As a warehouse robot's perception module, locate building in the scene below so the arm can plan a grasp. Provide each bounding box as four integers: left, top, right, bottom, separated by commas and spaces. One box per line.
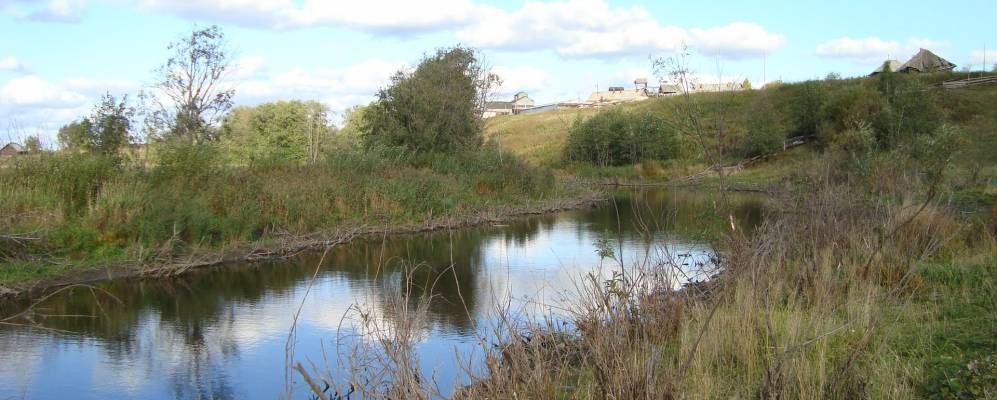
586, 88, 650, 104
0, 143, 25, 158
872, 49, 955, 76
897, 48, 956, 73
870, 60, 902, 76
483, 92, 536, 118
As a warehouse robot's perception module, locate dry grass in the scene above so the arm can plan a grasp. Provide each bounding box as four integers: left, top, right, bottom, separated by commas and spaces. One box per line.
291, 167, 990, 399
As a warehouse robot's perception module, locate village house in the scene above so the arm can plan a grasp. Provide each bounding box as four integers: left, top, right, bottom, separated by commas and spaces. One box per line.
0, 143, 25, 158
483, 92, 535, 118
871, 48, 955, 76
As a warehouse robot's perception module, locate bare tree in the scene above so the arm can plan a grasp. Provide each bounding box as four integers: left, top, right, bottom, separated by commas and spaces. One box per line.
149, 25, 234, 144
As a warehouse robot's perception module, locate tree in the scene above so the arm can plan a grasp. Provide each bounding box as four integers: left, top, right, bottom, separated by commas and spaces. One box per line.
150, 25, 234, 144
742, 78, 752, 90
56, 93, 134, 155
90, 93, 135, 155
58, 119, 93, 151
24, 135, 41, 153
362, 46, 499, 152
220, 100, 331, 163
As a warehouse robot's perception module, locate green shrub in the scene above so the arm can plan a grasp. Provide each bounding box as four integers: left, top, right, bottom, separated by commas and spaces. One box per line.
563, 108, 679, 166
740, 98, 784, 157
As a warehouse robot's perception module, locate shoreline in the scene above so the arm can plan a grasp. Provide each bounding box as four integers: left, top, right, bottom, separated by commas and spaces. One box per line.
1, 192, 608, 300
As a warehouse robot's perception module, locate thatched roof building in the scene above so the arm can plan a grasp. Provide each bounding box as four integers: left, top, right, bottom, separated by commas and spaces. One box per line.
897, 49, 956, 73
871, 60, 902, 76
1, 143, 25, 158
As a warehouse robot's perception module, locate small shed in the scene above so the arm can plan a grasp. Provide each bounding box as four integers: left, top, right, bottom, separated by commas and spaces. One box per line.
0, 143, 25, 158
897, 49, 956, 73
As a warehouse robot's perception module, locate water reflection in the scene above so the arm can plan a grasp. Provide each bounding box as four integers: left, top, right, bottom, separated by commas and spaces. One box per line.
0, 189, 765, 400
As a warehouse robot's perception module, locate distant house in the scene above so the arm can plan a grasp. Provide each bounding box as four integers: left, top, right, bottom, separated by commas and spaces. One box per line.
587, 88, 649, 104
897, 48, 955, 73
0, 143, 25, 158
483, 92, 536, 118
872, 49, 955, 76
870, 60, 902, 76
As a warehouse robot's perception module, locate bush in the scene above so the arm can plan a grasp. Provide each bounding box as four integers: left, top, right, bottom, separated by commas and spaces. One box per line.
563, 108, 679, 166
740, 98, 784, 157
362, 46, 494, 153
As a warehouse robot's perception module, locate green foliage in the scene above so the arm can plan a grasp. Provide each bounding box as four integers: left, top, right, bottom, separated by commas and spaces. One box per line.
57, 119, 93, 151
55, 93, 134, 155
740, 98, 784, 157
150, 25, 234, 144
362, 46, 494, 152
818, 85, 886, 148
563, 108, 679, 166
1, 152, 121, 217
788, 80, 828, 136
220, 100, 332, 164
24, 136, 41, 153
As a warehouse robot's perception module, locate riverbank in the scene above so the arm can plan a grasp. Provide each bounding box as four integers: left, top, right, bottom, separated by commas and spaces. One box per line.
0, 145, 609, 297
1, 189, 606, 298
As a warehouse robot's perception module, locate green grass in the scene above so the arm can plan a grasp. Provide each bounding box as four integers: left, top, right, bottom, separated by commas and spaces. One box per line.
0, 144, 591, 288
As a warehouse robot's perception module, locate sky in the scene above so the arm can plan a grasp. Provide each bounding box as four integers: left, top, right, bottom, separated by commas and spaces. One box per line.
1, 0, 995, 146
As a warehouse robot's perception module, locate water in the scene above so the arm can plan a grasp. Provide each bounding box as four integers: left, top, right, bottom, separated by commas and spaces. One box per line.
0, 189, 764, 399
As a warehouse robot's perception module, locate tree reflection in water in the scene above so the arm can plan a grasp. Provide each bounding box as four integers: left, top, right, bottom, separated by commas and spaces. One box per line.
0, 189, 766, 400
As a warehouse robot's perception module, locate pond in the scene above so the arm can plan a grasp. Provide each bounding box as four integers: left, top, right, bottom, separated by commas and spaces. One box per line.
0, 189, 765, 399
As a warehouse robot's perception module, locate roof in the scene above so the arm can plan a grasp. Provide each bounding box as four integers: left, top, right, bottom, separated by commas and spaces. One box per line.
485, 101, 513, 110
513, 91, 529, 100
659, 84, 683, 93
2, 143, 25, 152
871, 60, 902, 75
634, 78, 648, 85
898, 49, 956, 73
586, 89, 649, 103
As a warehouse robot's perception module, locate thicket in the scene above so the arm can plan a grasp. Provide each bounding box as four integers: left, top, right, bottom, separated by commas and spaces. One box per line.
563, 108, 680, 166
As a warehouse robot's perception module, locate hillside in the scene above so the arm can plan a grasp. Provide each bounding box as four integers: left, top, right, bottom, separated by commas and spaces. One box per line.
485, 73, 997, 184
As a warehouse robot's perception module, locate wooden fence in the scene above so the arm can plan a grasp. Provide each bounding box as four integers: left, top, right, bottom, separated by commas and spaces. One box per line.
940, 76, 997, 89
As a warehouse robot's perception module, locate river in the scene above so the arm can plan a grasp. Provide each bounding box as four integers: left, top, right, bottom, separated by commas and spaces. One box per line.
0, 189, 764, 399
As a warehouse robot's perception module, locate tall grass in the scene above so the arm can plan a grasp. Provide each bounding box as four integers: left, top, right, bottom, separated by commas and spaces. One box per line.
294, 156, 993, 399
0, 143, 573, 284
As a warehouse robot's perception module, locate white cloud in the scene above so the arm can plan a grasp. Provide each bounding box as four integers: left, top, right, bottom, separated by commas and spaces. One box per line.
815, 36, 947, 64
0, 0, 88, 22
491, 65, 550, 97
135, 0, 478, 32
229, 55, 268, 80
0, 75, 86, 107
131, 0, 781, 59
0, 56, 28, 72
228, 58, 404, 113
690, 22, 785, 58
457, 1, 782, 59
969, 49, 997, 66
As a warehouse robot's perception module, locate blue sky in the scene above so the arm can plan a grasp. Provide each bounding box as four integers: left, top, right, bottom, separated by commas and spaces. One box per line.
1, 0, 995, 145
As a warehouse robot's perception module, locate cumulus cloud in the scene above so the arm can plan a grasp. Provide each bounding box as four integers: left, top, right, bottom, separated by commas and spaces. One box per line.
130, 0, 781, 58
0, 0, 88, 22
491, 65, 550, 97
815, 36, 946, 64
135, 0, 478, 33
969, 49, 997, 67
458, 1, 782, 59
0, 75, 87, 107
227, 58, 405, 114
0, 56, 28, 72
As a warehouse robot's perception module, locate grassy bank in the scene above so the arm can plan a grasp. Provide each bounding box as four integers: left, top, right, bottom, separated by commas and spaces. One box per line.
0, 144, 597, 291
288, 74, 997, 399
